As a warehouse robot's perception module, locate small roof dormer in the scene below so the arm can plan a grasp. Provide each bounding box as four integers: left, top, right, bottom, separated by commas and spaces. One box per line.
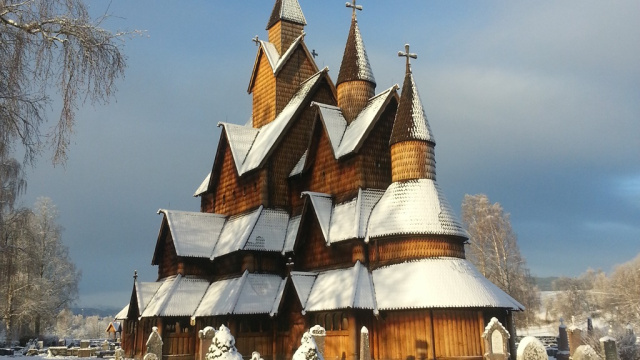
336, 1, 376, 123
267, 0, 307, 55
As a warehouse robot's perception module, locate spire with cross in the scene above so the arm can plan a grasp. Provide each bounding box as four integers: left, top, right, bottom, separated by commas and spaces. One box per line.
346, 0, 363, 19
252, 35, 260, 46
398, 43, 418, 73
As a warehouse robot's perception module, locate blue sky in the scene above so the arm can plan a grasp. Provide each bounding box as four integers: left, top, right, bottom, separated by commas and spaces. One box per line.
19, 1, 639, 309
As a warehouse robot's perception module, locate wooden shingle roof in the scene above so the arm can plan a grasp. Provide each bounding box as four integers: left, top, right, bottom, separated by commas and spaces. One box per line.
337, 17, 375, 86
267, 0, 306, 30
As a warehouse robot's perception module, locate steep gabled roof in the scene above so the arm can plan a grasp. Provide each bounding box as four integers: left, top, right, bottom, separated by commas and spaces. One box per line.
365, 179, 468, 241
372, 258, 524, 311
194, 172, 211, 197
156, 210, 226, 259
220, 68, 331, 177
390, 70, 434, 146
248, 35, 319, 93
302, 189, 384, 245
337, 17, 375, 86
194, 271, 287, 317
267, 0, 306, 30
309, 85, 398, 162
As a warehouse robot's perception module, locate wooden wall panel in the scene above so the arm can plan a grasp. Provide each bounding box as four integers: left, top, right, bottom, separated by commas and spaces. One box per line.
253, 52, 277, 128
369, 237, 465, 269
431, 310, 483, 359
275, 47, 317, 116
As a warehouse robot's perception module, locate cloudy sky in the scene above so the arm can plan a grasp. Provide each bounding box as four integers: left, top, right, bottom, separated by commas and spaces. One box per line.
20, 1, 639, 309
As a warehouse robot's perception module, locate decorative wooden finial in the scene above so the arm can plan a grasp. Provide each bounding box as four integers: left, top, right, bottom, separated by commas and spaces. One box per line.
311, 49, 318, 58
398, 43, 417, 73
252, 35, 260, 46
346, 0, 363, 18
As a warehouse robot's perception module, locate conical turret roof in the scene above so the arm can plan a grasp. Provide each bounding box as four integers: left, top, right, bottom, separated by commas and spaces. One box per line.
336, 16, 375, 86
390, 62, 434, 146
267, 0, 307, 30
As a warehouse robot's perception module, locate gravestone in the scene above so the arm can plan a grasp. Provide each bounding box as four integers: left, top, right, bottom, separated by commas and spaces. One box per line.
80, 340, 90, 349
206, 324, 243, 360
146, 326, 163, 360
251, 351, 264, 360
600, 328, 619, 360
48, 347, 68, 357
292, 331, 324, 360
516, 336, 548, 360
198, 326, 216, 360
557, 319, 570, 360
103, 340, 110, 351
78, 348, 93, 358
144, 353, 158, 360
482, 317, 510, 360
115, 347, 125, 360
360, 326, 371, 360
310, 325, 326, 357
573, 345, 601, 360
568, 318, 583, 357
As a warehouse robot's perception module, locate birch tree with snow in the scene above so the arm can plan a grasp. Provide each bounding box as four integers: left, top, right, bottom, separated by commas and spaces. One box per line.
462, 194, 540, 326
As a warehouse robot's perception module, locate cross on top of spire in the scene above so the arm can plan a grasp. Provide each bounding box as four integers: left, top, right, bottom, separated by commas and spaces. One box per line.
398, 43, 418, 73
252, 35, 260, 46
346, 0, 363, 18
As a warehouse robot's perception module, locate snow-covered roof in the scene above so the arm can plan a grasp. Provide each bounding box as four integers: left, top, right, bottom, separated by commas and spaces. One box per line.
311, 86, 398, 161
221, 68, 329, 177
135, 281, 162, 317
258, 35, 308, 76
290, 258, 523, 314
157, 277, 210, 317
337, 17, 375, 86
365, 179, 468, 241
114, 304, 129, 320
303, 189, 384, 244
291, 261, 375, 313
283, 215, 301, 254
289, 150, 307, 177
194, 271, 286, 317
390, 70, 434, 146
372, 258, 524, 311
267, 0, 307, 29
158, 210, 226, 258
194, 172, 211, 197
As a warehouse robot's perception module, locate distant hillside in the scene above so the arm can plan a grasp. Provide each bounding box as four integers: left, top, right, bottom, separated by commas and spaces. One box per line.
70, 307, 120, 318
534, 276, 559, 291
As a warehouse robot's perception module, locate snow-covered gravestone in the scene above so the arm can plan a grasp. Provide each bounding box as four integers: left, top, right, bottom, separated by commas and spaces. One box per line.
568, 317, 583, 357
600, 328, 619, 360
115, 347, 125, 360
360, 327, 371, 360
198, 326, 216, 360
252, 351, 264, 360
556, 318, 570, 360
310, 325, 326, 357
516, 336, 548, 360
292, 331, 324, 360
146, 326, 163, 360
206, 324, 243, 360
573, 345, 602, 360
482, 317, 510, 360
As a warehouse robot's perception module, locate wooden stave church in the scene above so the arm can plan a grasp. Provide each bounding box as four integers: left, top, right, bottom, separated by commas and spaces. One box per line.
117, 1, 524, 360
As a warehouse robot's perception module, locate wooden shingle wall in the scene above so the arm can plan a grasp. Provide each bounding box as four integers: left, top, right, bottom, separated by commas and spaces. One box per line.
268, 21, 304, 55
391, 141, 436, 182
275, 47, 317, 117
337, 80, 375, 123
369, 236, 465, 269
252, 52, 277, 128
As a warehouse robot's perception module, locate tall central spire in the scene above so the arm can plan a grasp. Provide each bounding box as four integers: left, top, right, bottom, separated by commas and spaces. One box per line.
266, 0, 307, 55
336, 1, 376, 123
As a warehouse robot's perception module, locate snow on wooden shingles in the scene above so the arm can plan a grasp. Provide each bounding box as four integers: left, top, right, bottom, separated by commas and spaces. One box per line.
244, 209, 289, 252
218, 122, 259, 170
194, 275, 244, 317
329, 198, 358, 242
114, 304, 129, 320
193, 172, 211, 197
161, 277, 210, 317
357, 189, 384, 238
372, 258, 524, 311
289, 150, 307, 177
352, 19, 375, 84
141, 275, 179, 317
365, 179, 468, 241
290, 271, 317, 310
303, 261, 375, 312
159, 210, 226, 258
136, 281, 162, 316
302, 192, 333, 242
278, 0, 307, 25
211, 206, 262, 259
314, 103, 347, 155
283, 215, 301, 254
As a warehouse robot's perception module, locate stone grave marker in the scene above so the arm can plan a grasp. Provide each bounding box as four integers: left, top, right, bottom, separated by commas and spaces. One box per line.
80, 340, 90, 349
557, 318, 570, 360
600, 328, 619, 360
482, 317, 510, 360
568, 317, 583, 357
573, 345, 601, 360
198, 326, 216, 360
516, 336, 548, 360
146, 326, 163, 360
310, 325, 326, 357
360, 326, 371, 360
115, 347, 125, 360
144, 353, 158, 360
102, 339, 110, 351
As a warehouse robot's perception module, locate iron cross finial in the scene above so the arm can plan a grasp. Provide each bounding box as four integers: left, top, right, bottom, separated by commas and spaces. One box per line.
133, 270, 138, 280
398, 43, 418, 73
346, 1, 363, 18
252, 35, 260, 46
311, 49, 318, 58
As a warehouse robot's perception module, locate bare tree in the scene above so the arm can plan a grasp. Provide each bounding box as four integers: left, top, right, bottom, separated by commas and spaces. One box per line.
462, 193, 541, 326
594, 253, 640, 325
1, 0, 134, 164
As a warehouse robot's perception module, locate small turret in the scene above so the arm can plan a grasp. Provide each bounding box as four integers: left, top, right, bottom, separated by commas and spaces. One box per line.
336, 1, 376, 123
390, 44, 436, 182
267, 0, 306, 55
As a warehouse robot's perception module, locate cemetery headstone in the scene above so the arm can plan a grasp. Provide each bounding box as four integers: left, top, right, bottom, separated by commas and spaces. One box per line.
573, 345, 601, 360
568, 318, 583, 357
146, 326, 163, 360
48, 346, 68, 357
198, 326, 216, 360
80, 340, 90, 349
516, 336, 548, 360
206, 324, 243, 360
360, 326, 371, 360
600, 327, 619, 360
251, 351, 264, 360
557, 319, 570, 360
144, 353, 159, 360
78, 348, 93, 358
482, 317, 510, 360
292, 331, 324, 360
37, 340, 43, 349
115, 347, 125, 360
310, 325, 326, 357
103, 339, 110, 351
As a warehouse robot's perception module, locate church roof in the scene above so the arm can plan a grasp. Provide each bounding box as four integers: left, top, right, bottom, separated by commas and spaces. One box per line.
141, 275, 210, 318
220, 68, 330, 177
337, 17, 375, 86
365, 179, 468, 241
267, 0, 306, 30
389, 68, 434, 146
156, 210, 226, 259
